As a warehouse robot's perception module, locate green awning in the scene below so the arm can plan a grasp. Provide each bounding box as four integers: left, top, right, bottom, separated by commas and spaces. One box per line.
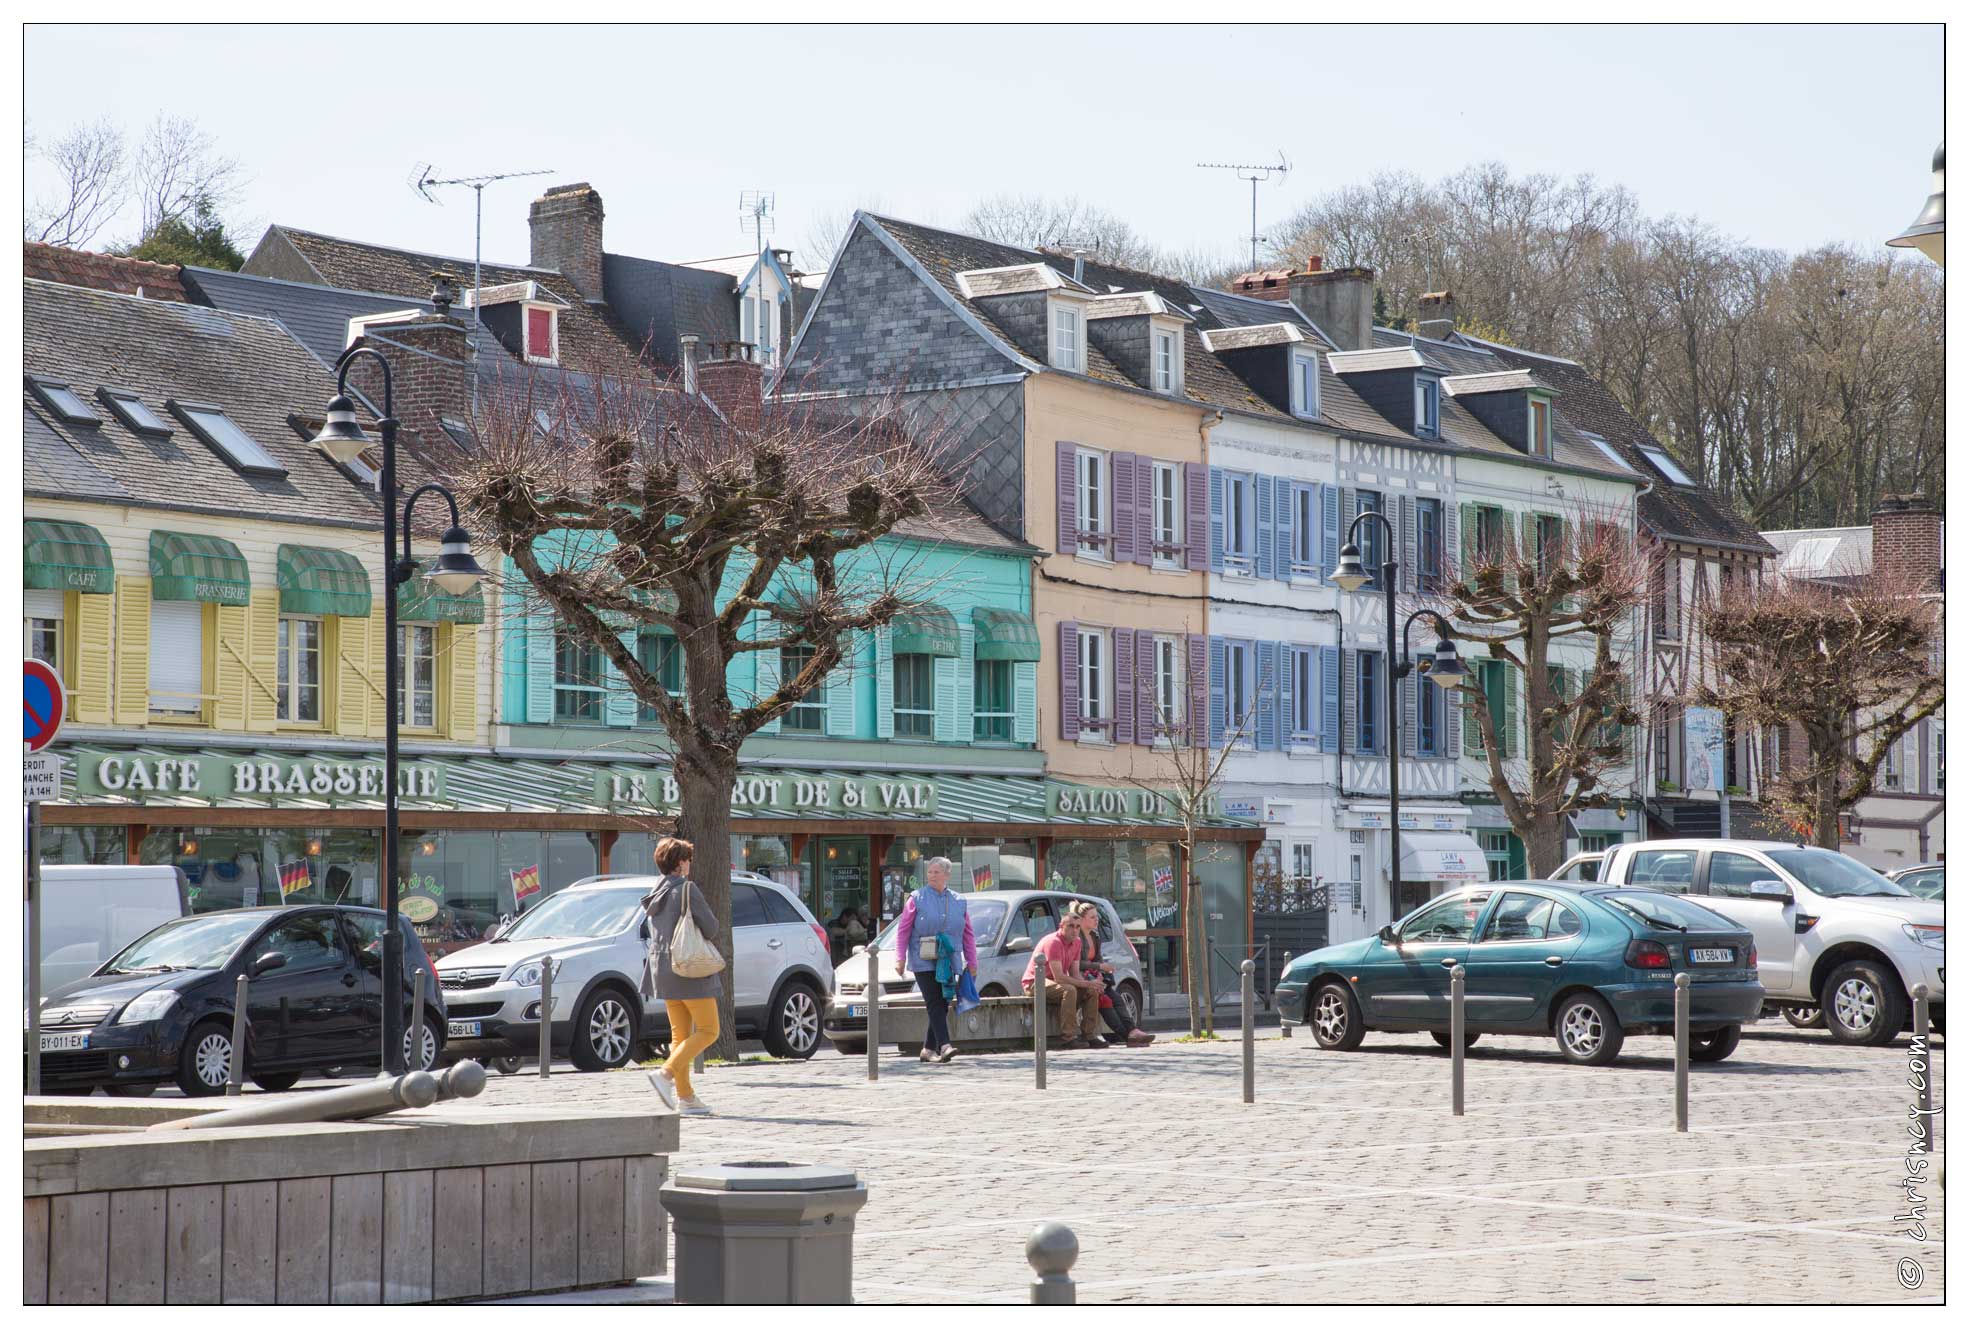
398, 581, 486, 624
24, 520, 114, 595
149, 530, 250, 606
892, 603, 959, 657
971, 607, 1041, 662
277, 545, 372, 617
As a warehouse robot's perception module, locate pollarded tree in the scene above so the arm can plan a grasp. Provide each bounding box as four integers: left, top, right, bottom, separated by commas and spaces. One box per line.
455, 364, 955, 1058
1435, 505, 1647, 875
1690, 562, 1942, 849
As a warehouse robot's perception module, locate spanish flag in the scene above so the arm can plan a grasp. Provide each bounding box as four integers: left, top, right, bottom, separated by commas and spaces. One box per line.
278, 861, 311, 899
511, 864, 542, 903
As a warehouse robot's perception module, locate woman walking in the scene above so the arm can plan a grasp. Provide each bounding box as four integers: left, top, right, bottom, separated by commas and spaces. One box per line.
892, 856, 976, 1064
641, 837, 722, 1116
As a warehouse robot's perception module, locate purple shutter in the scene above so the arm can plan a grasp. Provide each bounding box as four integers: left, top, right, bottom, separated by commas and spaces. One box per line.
1058, 620, 1081, 741
1186, 632, 1209, 746
1135, 455, 1155, 565
1183, 462, 1209, 571
1136, 630, 1157, 742
1112, 452, 1137, 563
1056, 441, 1077, 554
1113, 627, 1136, 745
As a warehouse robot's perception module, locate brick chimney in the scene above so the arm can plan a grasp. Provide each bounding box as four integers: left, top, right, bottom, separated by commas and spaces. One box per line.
1229, 265, 1296, 302
1286, 258, 1375, 352
348, 274, 474, 448
1871, 494, 1941, 592
696, 342, 762, 430
528, 182, 606, 303
1415, 289, 1458, 342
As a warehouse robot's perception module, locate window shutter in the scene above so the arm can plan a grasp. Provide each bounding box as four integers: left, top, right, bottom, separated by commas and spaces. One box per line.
1183, 463, 1209, 571
932, 655, 960, 742
366, 604, 391, 738
1056, 621, 1079, 741
1135, 631, 1156, 743
1402, 661, 1418, 757
1445, 672, 1461, 758
1460, 503, 1478, 579
525, 611, 555, 725
1208, 636, 1227, 747
875, 624, 896, 739
1012, 661, 1038, 744
755, 622, 783, 736
1254, 640, 1278, 751
1134, 457, 1155, 566
1463, 668, 1484, 757
953, 623, 975, 742
1400, 496, 1418, 594
211, 602, 247, 732
1254, 473, 1274, 580
1208, 467, 1226, 573
1504, 665, 1522, 759
113, 577, 151, 725
1319, 644, 1340, 754
1186, 633, 1208, 747
527, 307, 553, 361
1111, 453, 1137, 563
1112, 626, 1136, 745
1319, 483, 1341, 583
72, 588, 114, 725
332, 613, 369, 737
1279, 644, 1297, 745
150, 599, 205, 718
824, 634, 857, 736
1340, 647, 1357, 754
1055, 441, 1078, 554
446, 623, 480, 742
1273, 477, 1294, 580
604, 625, 639, 728
246, 589, 279, 732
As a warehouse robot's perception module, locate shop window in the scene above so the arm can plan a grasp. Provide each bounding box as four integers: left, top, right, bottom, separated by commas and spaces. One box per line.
141, 826, 380, 914
24, 588, 63, 674
553, 625, 605, 722
782, 644, 824, 733
1480, 831, 1515, 882
974, 658, 1014, 742
638, 630, 683, 721
892, 652, 934, 738
397, 623, 437, 729
149, 599, 206, 717
37, 825, 127, 865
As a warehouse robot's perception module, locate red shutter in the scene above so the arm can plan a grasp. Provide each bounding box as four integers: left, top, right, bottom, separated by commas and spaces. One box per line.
527, 308, 554, 361
1058, 620, 1081, 741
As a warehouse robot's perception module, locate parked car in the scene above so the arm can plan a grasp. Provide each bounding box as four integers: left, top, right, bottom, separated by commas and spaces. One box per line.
34, 864, 190, 995
1593, 840, 1944, 1045
32, 905, 443, 1097
822, 890, 1144, 1055
434, 871, 832, 1068
1888, 863, 1945, 901
1276, 882, 1762, 1066
1550, 852, 1606, 884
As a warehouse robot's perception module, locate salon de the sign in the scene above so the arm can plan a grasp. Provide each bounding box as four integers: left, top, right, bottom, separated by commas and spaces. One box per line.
1043, 785, 1226, 821
78, 753, 444, 802
595, 769, 939, 817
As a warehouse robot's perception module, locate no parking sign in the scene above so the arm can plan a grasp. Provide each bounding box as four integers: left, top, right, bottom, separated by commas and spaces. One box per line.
25, 659, 66, 753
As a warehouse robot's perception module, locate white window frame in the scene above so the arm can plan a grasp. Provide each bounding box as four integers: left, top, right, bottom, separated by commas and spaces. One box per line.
1226, 639, 1251, 741
148, 599, 206, 718
276, 614, 325, 726
1882, 732, 1905, 791
890, 651, 935, 740
24, 589, 63, 675
1290, 646, 1315, 738
522, 302, 560, 366
1075, 446, 1110, 556
1291, 485, 1317, 572
1049, 300, 1084, 372
1152, 327, 1181, 394
397, 622, 438, 730
1225, 471, 1252, 566
1151, 461, 1182, 569
552, 625, 607, 723
1414, 377, 1440, 437
1291, 353, 1320, 419
1077, 626, 1111, 738
1152, 633, 1184, 737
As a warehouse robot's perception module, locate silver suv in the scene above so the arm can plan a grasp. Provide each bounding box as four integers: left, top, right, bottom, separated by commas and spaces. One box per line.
434, 871, 833, 1067
822, 890, 1145, 1054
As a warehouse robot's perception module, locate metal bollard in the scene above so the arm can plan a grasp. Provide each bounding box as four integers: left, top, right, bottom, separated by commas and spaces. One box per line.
1241, 959, 1255, 1104
1449, 963, 1465, 1117
538, 958, 554, 1079
407, 968, 427, 1072
228, 974, 251, 1096
1026, 1221, 1078, 1305
1912, 984, 1934, 1153
1033, 965, 1047, 1091
1673, 972, 1690, 1132
866, 945, 881, 1083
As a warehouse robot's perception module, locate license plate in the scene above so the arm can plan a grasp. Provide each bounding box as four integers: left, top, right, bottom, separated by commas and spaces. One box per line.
846, 1005, 865, 1018
1690, 948, 1734, 965
39, 1032, 88, 1052
446, 1020, 481, 1038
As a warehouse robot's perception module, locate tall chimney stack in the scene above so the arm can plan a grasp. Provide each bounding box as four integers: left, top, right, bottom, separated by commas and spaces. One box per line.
696, 342, 763, 431
528, 182, 606, 303
1415, 289, 1458, 342
1286, 259, 1375, 352
1870, 494, 1942, 593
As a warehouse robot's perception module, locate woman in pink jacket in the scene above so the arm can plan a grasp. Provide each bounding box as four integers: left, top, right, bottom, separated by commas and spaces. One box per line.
892, 857, 977, 1063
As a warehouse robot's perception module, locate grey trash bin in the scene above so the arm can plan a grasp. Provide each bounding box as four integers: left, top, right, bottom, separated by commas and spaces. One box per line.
660, 1161, 869, 1304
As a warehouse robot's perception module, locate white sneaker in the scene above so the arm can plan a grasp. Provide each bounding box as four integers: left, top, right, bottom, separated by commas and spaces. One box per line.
647, 1069, 677, 1108
678, 1095, 713, 1117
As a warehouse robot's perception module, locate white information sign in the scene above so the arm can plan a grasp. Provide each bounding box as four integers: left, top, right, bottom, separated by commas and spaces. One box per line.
24, 751, 60, 803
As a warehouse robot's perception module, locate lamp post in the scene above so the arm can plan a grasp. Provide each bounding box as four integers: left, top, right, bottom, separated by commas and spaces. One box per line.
311, 348, 485, 1073
1887, 142, 1944, 267
1331, 519, 1466, 917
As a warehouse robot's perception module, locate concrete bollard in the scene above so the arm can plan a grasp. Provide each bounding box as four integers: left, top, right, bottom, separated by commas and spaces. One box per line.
1912, 984, 1934, 1153
408, 968, 427, 1071
1033, 965, 1047, 1091
1673, 972, 1690, 1133
539, 957, 555, 1079
1449, 963, 1465, 1117
1241, 959, 1255, 1104
228, 974, 250, 1096
1026, 1221, 1078, 1305
661, 1162, 869, 1305
865, 945, 881, 1082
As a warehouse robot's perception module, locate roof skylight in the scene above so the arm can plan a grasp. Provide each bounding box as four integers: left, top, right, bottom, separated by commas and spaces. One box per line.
29, 378, 100, 425
172, 402, 287, 477
1638, 446, 1695, 486
1580, 432, 1634, 473
100, 388, 171, 435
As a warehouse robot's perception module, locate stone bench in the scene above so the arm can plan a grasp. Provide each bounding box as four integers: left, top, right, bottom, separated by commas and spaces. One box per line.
866, 995, 1086, 1055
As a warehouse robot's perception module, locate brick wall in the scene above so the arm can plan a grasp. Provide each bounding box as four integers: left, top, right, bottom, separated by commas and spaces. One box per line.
351, 315, 472, 447
698, 354, 763, 431
1870, 494, 1941, 592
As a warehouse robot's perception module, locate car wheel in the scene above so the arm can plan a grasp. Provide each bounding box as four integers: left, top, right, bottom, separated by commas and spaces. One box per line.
403, 1011, 444, 1073
251, 1072, 303, 1093
490, 1056, 524, 1076
1782, 1007, 1825, 1030
1114, 981, 1143, 1030
1689, 1024, 1741, 1063
761, 981, 823, 1060
569, 987, 637, 1071
1430, 1029, 1481, 1051
1822, 960, 1906, 1047
177, 1020, 236, 1097
103, 1084, 155, 1098
1309, 980, 1366, 1052
1553, 992, 1625, 1066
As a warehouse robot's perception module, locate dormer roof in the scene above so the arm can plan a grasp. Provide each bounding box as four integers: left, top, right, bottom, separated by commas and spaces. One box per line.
1327, 345, 1428, 374
953, 263, 1096, 299
1441, 368, 1541, 397
1086, 291, 1193, 321
1199, 322, 1316, 353
462, 279, 570, 310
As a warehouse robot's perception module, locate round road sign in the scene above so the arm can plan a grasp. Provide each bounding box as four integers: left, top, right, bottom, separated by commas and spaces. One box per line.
25, 660, 66, 754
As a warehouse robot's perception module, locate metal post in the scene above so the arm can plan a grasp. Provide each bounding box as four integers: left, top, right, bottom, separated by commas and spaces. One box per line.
380, 409, 405, 1077
1033, 963, 1047, 1091
1912, 984, 1934, 1153
26, 802, 42, 1097
407, 968, 427, 1072
1673, 972, 1690, 1132
1449, 963, 1465, 1117
228, 974, 250, 1096
1026, 1222, 1078, 1305
538, 957, 554, 1079
1145, 939, 1157, 1016
865, 945, 880, 1083
1240, 959, 1255, 1104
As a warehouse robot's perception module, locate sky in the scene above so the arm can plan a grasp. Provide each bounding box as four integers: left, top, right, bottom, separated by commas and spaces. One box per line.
23, 23, 1944, 275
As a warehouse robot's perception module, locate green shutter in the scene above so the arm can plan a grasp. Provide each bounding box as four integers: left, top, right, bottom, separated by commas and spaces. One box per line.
1459, 503, 1478, 578
755, 616, 781, 736
277, 545, 373, 617
525, 612, 555, 724
1506, 834, 1528, 878
149, 530, 249, 606
1503, 664, 1522, 759
823, 634, 857, 736
892, 603, 960, 657
23, 520, 114, 595
971, 607, 1043, 662
1012, 661, 1037, 744
954, 622, 976, 743
874, 626, 895, 740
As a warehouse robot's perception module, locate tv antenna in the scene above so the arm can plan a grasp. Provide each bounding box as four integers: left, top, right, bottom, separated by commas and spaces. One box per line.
411, 164, 555, 326
1196, 152, 1291, 269
739, 190, 776, 363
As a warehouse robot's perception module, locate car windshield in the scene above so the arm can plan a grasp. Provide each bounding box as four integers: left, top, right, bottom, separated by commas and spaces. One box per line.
104, 913, 265, 973
1601, 892, 1739, 933
1904, 873, 1944, 900
871, 898, 1009, 950
1767, 849, 1911, 899
501, 887, 647, 941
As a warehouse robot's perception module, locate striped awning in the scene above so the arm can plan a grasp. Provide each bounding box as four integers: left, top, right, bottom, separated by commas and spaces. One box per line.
398, 581, 486, 624
277, 545, 372, 617
891, 604, 960, 657
23, 520, 114, 595
971, 607, 1041, 662
149, 531, 250, 606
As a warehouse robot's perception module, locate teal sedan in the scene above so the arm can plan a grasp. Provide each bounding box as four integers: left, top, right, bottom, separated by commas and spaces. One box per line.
1275, 882, 1764, 1065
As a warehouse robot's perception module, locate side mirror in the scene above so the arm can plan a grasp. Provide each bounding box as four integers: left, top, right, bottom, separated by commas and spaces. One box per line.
250, 952, 288, 977
1748, 879, 1792, 901
1004, 935, 1036, 954
1377, 925, 1397, 945
639, 917, 652, 941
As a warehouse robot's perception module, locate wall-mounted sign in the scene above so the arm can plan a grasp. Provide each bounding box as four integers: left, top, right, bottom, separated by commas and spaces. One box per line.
1347, 810, 1465, 831
597, 769, 937, 818
1684, 707, 1726, 792
77, 754, 445, 803
1043, 785, 1224, 822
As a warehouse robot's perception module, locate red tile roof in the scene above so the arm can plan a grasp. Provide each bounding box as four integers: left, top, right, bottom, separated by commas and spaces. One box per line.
22, 242, 188, 301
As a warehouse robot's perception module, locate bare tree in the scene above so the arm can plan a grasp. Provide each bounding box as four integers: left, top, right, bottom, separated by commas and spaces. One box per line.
25, 118, 126, 248
133, 114, 241, 237
963, 193, 1163, 269
1690, 561, 1942, 848
453, 367, 959, 1058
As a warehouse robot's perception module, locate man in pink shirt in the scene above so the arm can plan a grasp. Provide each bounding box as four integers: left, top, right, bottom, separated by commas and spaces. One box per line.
1022, 909, 1105, 1048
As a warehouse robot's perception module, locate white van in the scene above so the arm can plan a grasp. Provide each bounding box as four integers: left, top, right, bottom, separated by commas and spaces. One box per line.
35, 865, 192, 994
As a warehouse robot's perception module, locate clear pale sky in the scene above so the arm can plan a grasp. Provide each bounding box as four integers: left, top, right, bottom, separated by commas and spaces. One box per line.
24, 23, 1944, 273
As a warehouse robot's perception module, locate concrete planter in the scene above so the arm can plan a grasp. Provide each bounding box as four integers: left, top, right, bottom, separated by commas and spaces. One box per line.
660, 1163, 868, 1305
867, 995, 1069, 1054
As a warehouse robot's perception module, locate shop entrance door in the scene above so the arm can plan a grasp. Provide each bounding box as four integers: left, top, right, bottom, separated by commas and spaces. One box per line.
811, 837, 872, 934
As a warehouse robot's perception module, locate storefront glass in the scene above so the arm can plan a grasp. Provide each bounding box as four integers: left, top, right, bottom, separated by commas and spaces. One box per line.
139, 826, 381, 914
1194, 841, 1251, 1002
398, 829, 599, 953
1046, 838, 1184, 997
884, 836, 1036, 897
37, 825, 127, 865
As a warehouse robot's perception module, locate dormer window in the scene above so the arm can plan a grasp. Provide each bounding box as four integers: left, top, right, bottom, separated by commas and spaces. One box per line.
1153, 328, 1180, 394
1528, 396, 1552, 457
524, 305, 558, 364
1291, 353, 1320, 419
1050, 301, 1083, 372
1414, 377, 1441, 439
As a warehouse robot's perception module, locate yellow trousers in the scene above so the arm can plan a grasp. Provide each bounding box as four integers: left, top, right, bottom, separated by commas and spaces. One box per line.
663, 997, 720, 1098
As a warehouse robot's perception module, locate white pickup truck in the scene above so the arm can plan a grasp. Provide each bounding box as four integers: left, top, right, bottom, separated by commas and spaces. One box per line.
1558, 840, 1944, 1045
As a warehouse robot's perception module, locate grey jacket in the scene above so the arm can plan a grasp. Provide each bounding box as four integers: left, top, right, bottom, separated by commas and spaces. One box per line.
640, 875, 725, 1002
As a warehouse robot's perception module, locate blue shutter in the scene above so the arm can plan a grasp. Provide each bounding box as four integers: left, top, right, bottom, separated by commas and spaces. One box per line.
525, 612, 555, 724
874, 625, 894, 739
932, 655, 959, 742
1208, 468, 1226, 573
1320, 483, 1341, 584
953, 622, 975, 744
1255, 641, 1278, 750
604, 625, 638, 727
1012, 661, 1038, 744
1320, 644, 1340, 754
1208, 636, 1228, 747
1280, 645, 1298, 744
753, 615, 781, 736
824, 634, 857, 736
1254, 474, 1275, 580
1274, 478, 1294, 580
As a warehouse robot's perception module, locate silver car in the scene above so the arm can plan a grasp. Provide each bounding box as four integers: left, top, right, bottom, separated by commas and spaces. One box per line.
822, 890, 1145, 1054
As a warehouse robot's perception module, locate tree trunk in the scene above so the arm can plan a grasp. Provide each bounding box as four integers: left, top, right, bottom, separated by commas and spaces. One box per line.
1524, 812, 1569, 879
1180, 844, 1204, 1038
1813, 754, 1842, 851
674, 743, 740, 1062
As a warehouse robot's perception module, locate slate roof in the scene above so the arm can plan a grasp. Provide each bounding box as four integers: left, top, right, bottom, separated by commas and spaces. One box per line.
1329, 346, 1427, 373
601, 251, 741, 365
23, 243, 187, 301
1197, 322, 1307, 351
1441, 369, 1539, 396
183, 265, 504, 370
24, 402, 131, 501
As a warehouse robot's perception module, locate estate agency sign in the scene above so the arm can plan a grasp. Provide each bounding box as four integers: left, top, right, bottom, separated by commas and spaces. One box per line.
597, 769, 938, 818
78, 753, 445, 802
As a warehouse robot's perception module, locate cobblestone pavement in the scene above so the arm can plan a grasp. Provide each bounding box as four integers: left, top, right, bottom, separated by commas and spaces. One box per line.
476, 1023, 1945, 1304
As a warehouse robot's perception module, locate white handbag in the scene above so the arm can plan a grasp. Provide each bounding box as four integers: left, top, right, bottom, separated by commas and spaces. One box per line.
668, 882, 726, 979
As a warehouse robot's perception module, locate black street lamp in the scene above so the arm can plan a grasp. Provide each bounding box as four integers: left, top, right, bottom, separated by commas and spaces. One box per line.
1887, 142, 1944, 267
1331, 513, 1465, 917
311, 347, 485, 1073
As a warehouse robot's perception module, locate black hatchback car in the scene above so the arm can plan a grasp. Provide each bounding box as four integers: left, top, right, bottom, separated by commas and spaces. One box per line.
32, 905, 446, 1096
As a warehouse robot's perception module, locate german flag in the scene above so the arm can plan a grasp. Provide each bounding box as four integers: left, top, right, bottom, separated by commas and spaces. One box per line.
278, 861, 311, 899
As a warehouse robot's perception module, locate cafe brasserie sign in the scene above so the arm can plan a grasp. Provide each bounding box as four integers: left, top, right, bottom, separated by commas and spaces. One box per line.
80, 754, 444, 801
